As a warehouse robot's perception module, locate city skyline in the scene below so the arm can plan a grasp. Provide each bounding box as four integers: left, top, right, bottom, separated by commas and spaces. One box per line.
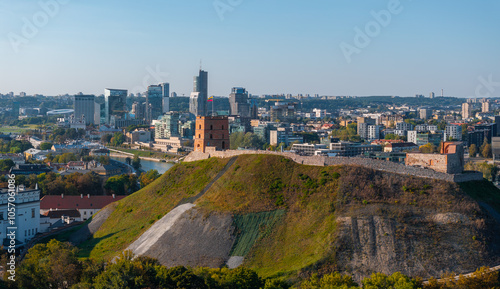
1, 1, 499, 97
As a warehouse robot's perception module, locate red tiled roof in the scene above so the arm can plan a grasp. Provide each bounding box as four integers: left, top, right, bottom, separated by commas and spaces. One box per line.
40, 195, 126, 210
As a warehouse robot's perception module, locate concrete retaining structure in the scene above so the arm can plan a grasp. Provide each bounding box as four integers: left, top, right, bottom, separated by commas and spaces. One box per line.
184, 150, 483, 183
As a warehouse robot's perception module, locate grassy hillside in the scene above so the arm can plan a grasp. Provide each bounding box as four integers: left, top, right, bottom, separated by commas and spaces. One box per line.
78, 157, 230, 259
78, 154, 500, 279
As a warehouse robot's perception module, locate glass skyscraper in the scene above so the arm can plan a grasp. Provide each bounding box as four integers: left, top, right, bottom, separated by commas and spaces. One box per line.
104, 88, 127, 125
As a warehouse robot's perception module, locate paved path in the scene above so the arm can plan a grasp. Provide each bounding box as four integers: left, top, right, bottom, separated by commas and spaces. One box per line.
423, 265, 500, 284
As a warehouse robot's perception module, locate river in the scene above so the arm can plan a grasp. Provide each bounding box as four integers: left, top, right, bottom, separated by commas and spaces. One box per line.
110, 156, 175, 174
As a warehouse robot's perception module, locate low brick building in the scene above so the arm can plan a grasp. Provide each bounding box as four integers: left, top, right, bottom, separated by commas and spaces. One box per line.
194, 116, 229, 153
405, 142, 464, 174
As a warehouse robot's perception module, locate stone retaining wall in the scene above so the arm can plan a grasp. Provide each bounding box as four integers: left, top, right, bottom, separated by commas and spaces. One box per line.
183, 150, 483, 183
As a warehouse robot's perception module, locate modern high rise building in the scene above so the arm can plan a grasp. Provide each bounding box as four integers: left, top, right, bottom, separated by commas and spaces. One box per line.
104, 89, 127, 125
462, 102, 471, 119
190, 70, 208, 116
145, 83, 169, 121
74, 94, 95, 125
419, 108, 432, 120
132, 101, 146, 120
161, 83, 170, 114
444, 125, 462, 141
229, 87, 251, 117
482, 100, 490, 113
155, 112, 180, 139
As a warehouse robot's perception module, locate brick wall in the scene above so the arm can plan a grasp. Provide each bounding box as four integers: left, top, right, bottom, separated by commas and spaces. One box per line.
194, 116, 229, 153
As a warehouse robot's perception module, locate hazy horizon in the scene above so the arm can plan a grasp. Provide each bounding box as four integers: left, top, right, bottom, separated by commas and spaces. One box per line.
1, 0, 499, 98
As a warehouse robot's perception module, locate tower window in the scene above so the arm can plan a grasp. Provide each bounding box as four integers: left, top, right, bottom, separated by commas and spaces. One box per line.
210, 125, 213, 130
199, 125, 201, 129
210, 134, 213, 139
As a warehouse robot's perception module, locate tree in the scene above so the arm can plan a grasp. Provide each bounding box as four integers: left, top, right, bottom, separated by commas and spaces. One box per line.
101, 134, 112, 144
110, 132, 125, 147
131, 155, 141, 170
17, 240, 81, 289
139, 169, 161, 188
40, 142, 53, 150
469, 144, 478, 157
482, 143, 492, 158
419, 143, 437, 154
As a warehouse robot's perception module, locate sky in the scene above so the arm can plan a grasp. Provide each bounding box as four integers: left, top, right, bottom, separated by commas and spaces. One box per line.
0, 0, 499, 98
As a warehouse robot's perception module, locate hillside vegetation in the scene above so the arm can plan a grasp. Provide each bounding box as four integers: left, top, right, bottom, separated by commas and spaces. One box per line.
75, 154, 500, 281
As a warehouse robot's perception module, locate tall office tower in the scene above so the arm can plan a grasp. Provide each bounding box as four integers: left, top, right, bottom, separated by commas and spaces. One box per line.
229, 87, 251, 117
104, 89, 127, 125
74, 94, 95, 125
161, 83, 170, 114
429, 92, 435, 99
132, 101, 146, 120
190, 69, 208, 116
94, 102, 101, 125
146, 85, 163, 121
462, 102, 471, 119
482, 100, 490, 113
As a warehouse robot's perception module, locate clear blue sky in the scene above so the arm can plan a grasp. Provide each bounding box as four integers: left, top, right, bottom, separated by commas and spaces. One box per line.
1, 0, 499, 97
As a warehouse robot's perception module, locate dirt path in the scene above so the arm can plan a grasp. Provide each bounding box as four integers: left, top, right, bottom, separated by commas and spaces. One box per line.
176, 156, 237, 207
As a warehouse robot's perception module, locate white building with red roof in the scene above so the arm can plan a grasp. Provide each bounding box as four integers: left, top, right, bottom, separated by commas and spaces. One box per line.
40, 194, 126, 221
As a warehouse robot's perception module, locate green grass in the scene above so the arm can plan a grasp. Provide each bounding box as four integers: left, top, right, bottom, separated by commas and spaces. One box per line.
38, 222, 87, 244
459, 180, 500, 213
0, 126, 29, 133
77, 157, 230, 260
76, 154, 500, 279
230, 210, 286, 256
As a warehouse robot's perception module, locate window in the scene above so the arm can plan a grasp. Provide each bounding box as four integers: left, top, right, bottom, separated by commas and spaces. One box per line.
199, 125, 201, 129
222, 125, 224, 130
210, 125, 213, 130
32, 228, 34, 235
198, 134, 201, 138
210, 134, 213, 139
84, 211, 87, 215
32, 208, 35, 218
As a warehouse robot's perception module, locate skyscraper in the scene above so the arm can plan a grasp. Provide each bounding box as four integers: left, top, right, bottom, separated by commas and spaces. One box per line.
161, 83, 170, 114
462, 102, 471, 119
190, 69, 208, 116
74, 94, 95, 125
482, 100, 490, 113
146, 85, 162, 121
229, 87, 251, 117
104, 89, 127, 125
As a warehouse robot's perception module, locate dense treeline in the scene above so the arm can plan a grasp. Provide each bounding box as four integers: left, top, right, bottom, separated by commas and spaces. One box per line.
0, 140, 32, 154
1, 240, 498, 289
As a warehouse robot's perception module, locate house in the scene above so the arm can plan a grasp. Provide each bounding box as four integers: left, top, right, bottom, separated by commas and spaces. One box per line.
0, 185, 41, 246
91, 164, 122, 177
23, 148, 52, 161
0, 153, 25, 165
40, 194, 126, 221
67, 161, 87, 170
42, 209, 81, 224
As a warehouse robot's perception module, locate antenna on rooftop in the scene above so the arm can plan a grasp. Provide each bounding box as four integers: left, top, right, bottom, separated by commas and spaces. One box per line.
200, 59, 202, 70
